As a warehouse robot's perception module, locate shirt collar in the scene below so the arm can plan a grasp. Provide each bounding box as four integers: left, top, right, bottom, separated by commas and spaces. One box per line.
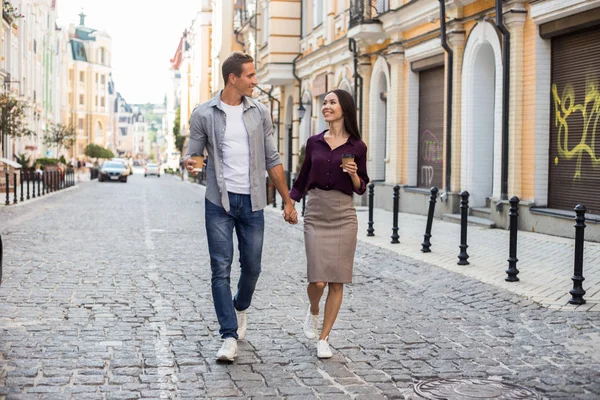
317, 129, 356, 145
210, 90, 256, 111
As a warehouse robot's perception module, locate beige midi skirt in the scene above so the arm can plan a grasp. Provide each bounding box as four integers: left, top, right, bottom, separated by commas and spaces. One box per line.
304, 188, 358, 283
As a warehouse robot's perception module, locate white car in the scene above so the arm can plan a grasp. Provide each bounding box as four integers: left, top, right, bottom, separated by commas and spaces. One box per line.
145, 163, 160, 177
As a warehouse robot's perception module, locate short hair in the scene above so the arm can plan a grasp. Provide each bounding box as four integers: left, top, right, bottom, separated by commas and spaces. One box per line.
222, 52, 254, 86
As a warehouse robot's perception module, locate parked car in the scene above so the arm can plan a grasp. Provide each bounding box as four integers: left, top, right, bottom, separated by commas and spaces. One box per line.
99, 161, 128, 182
111, 158, 132, 176
145, 163, 160, 177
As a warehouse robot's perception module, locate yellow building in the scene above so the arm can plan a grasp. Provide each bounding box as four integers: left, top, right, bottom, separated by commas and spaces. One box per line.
60, 12, 112, 160
295, 0, 600, 241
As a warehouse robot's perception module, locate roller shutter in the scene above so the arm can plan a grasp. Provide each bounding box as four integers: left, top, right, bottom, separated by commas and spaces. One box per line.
548, 28, 600, 214
417, 66, 445, 189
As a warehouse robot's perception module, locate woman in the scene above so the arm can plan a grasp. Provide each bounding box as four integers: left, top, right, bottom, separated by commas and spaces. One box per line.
289, 89, 369, 358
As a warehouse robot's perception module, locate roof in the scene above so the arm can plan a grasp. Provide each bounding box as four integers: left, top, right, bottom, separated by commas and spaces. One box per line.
75, 27, 97, 41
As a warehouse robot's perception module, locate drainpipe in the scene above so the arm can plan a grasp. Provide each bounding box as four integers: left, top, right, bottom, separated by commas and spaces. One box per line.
255, 85, 280, 151
348, 38, 364, 134
495, 0, 510, 201
439, 0, 452, 193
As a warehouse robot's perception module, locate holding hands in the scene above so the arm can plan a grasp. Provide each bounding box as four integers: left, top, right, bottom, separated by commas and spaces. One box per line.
283, 201, 298, 224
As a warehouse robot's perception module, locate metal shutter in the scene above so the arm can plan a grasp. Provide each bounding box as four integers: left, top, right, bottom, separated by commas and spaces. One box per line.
417, 66, 445, 189
549, 28, 600, 214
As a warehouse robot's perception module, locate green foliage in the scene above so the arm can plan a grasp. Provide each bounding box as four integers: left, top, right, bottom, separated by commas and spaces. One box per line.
173, 106, 181, 137
35, 157, 59, 169
15, 153, 30, 168
43, 123, 75, 151
84, 144, 114, 159
0, 92, 35, 141
296, 145, 306, 173
59, 155, 67, 164
173, 106, 184, 153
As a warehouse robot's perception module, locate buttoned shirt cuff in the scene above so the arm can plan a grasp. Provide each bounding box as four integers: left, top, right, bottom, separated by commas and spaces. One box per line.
289, 188, 303, 202
353, 178, 366, 195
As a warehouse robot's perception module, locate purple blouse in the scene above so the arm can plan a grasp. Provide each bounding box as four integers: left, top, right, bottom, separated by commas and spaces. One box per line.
290, 131, 370, 201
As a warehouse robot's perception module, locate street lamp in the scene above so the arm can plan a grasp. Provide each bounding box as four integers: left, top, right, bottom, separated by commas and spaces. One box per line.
297, 103, 306, 121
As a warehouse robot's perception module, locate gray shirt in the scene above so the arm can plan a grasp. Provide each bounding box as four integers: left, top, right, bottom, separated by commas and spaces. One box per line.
185, 92, 282, 212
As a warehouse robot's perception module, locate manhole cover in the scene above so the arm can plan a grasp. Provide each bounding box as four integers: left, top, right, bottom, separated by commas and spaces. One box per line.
414, 379, 541, 399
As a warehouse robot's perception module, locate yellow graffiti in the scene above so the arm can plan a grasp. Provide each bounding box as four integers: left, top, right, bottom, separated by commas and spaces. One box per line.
552, 77, 600, 179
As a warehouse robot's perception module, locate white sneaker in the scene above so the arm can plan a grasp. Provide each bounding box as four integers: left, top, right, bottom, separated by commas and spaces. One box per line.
303, 306, 319, 339
216, 338, 238, 361
236, 309, 247, 340
317, 337, 333, 359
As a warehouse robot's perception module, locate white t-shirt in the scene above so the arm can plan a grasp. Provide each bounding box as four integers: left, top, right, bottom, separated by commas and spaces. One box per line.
221, 101, 250, 194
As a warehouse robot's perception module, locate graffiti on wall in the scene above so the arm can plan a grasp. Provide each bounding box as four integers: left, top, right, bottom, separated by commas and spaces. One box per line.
552, 77, 600, 179
420, 130, 443, 186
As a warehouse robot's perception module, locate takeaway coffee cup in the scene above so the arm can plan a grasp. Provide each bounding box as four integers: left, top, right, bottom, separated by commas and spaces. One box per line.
341, 153, 355, 172
191, 154, 204, 173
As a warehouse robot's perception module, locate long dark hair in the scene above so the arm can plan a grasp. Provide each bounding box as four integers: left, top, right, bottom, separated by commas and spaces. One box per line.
325, 89, 361, 140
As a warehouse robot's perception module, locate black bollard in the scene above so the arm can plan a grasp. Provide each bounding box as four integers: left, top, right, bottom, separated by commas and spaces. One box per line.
19, 169, 24, 202
265, 177, 269, 204
4, 172, 9, 205
38, 172, 42, 196
569, 204, 587, 305
31, 171, 35, 199
54, 171, 58, 191
26, 170, 30, 200
273, 186, 277, 209
302, 194, 306, 217
457, 191, 470, 265
43, 172, 46, 195
506, 196, 520, 281
421, 187, 439, 252
391, 185, 400, 244
367, 183, 375, 237
13, 172, 17, 204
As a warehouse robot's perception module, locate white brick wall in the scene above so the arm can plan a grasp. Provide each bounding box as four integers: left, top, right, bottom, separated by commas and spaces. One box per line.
533, 31, 552, 206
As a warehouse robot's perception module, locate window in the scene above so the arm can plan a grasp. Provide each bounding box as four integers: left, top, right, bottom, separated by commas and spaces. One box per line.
79, 71, 84, 82
100, 47, 105, 64
95, 97, 98, 106
79, 94, 84, 105
262, 3, 269, 44
312, 0, 323, 27
101, 97, 105, 107
69, 69, 73, 81
95, 73, 99, 82
101, 75, 105, 85
33, 40, 37, 54
78, 118, 84, 129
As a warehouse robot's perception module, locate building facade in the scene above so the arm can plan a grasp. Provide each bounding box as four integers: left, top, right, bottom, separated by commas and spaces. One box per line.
344, 0, 600, 240
60, 12, 112, 160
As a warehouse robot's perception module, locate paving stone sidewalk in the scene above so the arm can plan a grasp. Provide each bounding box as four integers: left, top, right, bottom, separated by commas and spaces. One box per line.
271, 190, 600, 310
0, 176, 598, 399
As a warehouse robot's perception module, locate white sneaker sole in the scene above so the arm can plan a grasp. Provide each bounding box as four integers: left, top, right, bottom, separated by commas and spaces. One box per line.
216, 351, 237, 362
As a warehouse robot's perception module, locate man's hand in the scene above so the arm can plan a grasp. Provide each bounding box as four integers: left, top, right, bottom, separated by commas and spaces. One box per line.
184, 158, 197, 174
283, 201, 298, 224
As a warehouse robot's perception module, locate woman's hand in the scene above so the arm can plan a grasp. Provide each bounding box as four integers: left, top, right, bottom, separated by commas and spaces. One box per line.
341, 161, 358, 177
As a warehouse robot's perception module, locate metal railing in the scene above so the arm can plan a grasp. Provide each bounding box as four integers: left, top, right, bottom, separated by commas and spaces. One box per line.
349, 0, 381, 28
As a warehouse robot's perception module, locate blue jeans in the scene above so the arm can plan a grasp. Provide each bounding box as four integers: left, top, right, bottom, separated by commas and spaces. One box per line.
205, 193, 264, 339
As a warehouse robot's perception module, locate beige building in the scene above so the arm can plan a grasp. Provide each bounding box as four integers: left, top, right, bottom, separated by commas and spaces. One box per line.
60, 12, 112, 160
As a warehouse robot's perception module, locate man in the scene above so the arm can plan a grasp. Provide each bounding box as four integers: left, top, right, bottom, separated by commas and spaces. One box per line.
184, 52, 297, 361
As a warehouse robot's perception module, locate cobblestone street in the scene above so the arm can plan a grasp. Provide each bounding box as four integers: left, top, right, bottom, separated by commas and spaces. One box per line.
1, 175, 599, 399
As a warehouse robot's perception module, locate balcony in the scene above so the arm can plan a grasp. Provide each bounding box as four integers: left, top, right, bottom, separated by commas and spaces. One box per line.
348, 0, 385, 40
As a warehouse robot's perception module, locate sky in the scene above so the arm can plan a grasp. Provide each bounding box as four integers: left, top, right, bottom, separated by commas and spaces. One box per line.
56, 0, 202, 105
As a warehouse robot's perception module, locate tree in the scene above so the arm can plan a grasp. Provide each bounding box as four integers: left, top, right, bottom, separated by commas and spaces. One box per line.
15, 153, 30, 169
84, 144, 114, 159
43, 123, 75, 155
0, 92, 34, 144
173, 106, 185, 153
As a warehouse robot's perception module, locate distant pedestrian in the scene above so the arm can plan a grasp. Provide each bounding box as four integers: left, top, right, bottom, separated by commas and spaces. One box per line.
183, 51, 298, 362
289, 89, 369, 358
